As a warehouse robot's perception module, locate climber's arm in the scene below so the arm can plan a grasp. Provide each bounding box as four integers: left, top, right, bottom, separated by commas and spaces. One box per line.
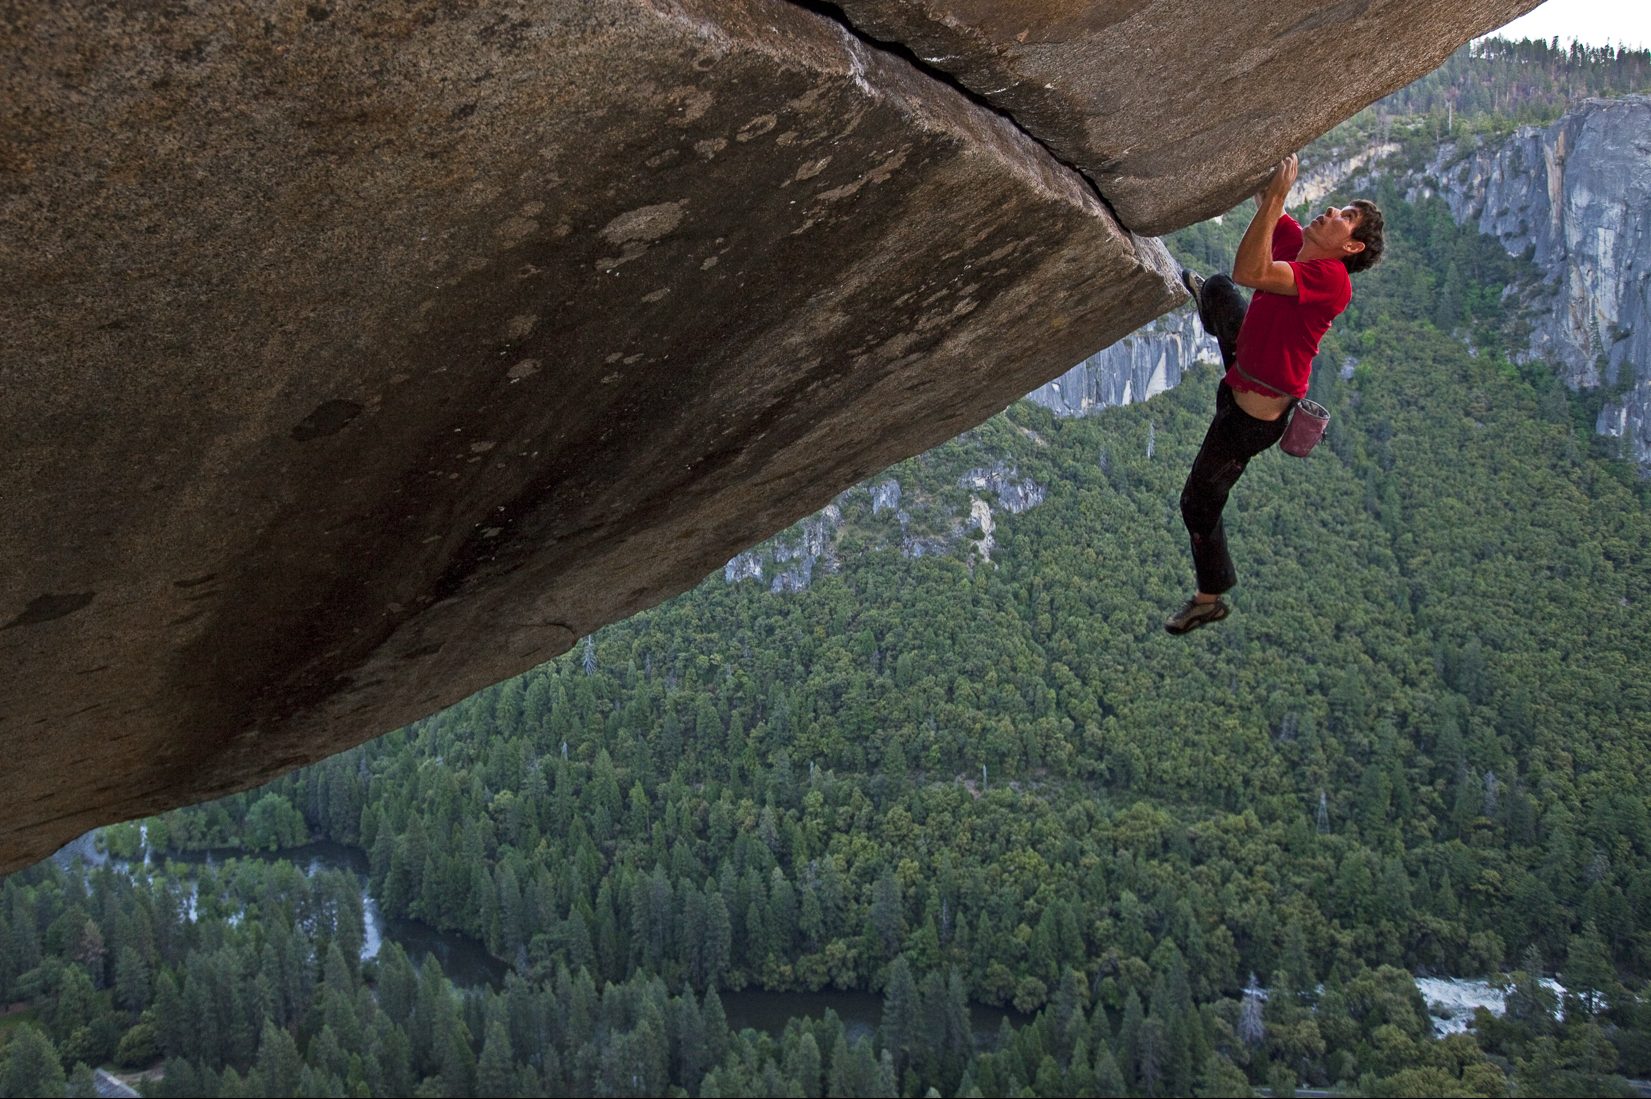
1232, 155, 1299, 297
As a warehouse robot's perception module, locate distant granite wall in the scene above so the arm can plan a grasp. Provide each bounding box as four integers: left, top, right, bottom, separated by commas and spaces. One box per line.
1025, 308, 1218, 417
1419, 96, 1651, 464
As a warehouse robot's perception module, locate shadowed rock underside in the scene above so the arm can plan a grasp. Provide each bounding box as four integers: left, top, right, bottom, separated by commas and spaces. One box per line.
0, 0, 1536, 872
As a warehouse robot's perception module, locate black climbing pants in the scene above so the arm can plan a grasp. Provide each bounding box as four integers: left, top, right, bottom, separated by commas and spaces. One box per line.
1180, 382, 1289, 594
1179, 274, 1288, 595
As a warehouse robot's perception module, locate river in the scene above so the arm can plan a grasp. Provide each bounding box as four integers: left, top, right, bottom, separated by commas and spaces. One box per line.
54, 832, 508, 988
58, 830, 1558, 1041
51, 830, 1019, 1043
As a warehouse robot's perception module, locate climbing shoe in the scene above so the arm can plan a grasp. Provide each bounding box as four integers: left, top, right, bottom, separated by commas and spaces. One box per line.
1181, 268, 1214, 333
1181, 267, 1205, 304
1164, 596, 1229, 635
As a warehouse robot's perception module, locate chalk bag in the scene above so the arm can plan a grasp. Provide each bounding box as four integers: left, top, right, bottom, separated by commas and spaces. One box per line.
1280, 398, 1329, 458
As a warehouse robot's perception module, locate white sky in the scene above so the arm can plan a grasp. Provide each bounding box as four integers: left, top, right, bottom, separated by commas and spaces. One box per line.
1483, 0, 1651, 50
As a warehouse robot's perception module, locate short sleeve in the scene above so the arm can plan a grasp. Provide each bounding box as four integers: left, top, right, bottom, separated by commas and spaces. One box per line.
1271, 215, 1303, 261
1288, 258, 1351, 311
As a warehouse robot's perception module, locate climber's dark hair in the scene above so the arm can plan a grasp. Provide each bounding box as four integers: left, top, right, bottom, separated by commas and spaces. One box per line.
1344, 199, 1384, 274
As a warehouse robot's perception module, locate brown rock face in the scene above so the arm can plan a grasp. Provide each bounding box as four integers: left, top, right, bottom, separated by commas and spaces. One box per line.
0, 0, 1532, 873
830, 0, 1541, 233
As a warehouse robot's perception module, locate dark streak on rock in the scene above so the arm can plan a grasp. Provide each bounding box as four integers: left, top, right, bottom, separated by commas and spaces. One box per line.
4, 592, 95, 630
1284, 0, 1373, 37
290, 399, 363, 442
174, 574, 218, 588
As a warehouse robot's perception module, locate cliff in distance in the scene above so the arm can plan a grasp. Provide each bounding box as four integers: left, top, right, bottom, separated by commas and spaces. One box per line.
1418, 95, 1651, 465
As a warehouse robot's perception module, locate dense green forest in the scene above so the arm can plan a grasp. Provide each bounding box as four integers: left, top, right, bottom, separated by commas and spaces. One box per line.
1322, 34, 1651, 145
4, 36, 1651, 1099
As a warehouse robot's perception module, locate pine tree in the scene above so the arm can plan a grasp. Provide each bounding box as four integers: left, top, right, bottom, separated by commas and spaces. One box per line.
1194, 1052, 1252, 1097
375, 1017, 416, 1096
51, 967, 97, 1043
1033, 1053, 1064, 1094
634, 996, 671, 1095
113, 946, 151, 1014
153, 971, 188, 1058
1118, 987, 1145, 1091
788, 1031, 824, 1099
703, 892, 732, 989
1137, 1014, 1167, 1097
1093, 1040, 1126, 1098
477, 1018, 517, 1098
253, 1021, 303, 1099
0, 1024, 67, 1098
1238, 974, 1266, 1048
1563, 920, 1621, 1017
936, 967, 973, 1094
869, 871, 904, 964
703, 986, 731, 1069
1278, 920, 1314, 1004
880, 956, 921, 1080
65, 1062, 96, 1099
435, 1002, 477, 1098
874, 1047, 898, 1096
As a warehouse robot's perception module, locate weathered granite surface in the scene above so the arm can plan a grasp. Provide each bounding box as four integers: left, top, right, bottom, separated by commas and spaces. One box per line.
830, 0, 1540, 233
0, 0, 1541, 871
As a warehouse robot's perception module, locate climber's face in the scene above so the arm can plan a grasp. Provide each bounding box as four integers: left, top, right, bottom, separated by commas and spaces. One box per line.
1306, 204, 1367, 258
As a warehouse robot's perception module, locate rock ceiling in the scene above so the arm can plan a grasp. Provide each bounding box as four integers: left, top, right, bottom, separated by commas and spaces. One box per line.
0, 0, 1537, 872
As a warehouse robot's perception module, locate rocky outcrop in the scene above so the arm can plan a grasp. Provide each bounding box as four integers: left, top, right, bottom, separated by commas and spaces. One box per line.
871, 480, 902, 514
968, 498, 996, 564
960, 461, 1046, 513
1418, 96, 1651, 464
770, 507, 845, 593
0, 0, 1539, 872
1027, 308, 1217, 416
831, 0, 1538, 233
723, 551, 766, 584
723, 461, 1048, 587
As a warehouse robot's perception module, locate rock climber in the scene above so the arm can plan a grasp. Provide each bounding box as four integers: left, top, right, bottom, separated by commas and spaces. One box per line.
1165, 153, 1385, 634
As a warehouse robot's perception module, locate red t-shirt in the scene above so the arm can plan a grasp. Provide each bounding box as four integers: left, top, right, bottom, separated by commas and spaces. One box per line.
1225, 214, 1351, 399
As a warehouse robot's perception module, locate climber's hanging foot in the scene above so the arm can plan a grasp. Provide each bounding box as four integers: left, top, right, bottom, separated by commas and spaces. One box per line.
1164, 593, 1229, 635
1181, 268, 1243, 368
1181, 267, 1220, 342
1180, 267, 1205, 306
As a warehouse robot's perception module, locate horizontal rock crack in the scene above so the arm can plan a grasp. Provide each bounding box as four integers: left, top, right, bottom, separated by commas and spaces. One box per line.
785, 0, 1133, 233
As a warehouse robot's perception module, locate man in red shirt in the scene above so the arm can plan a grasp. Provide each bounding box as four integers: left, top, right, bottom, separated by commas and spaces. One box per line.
1165, 154, 1385, 634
